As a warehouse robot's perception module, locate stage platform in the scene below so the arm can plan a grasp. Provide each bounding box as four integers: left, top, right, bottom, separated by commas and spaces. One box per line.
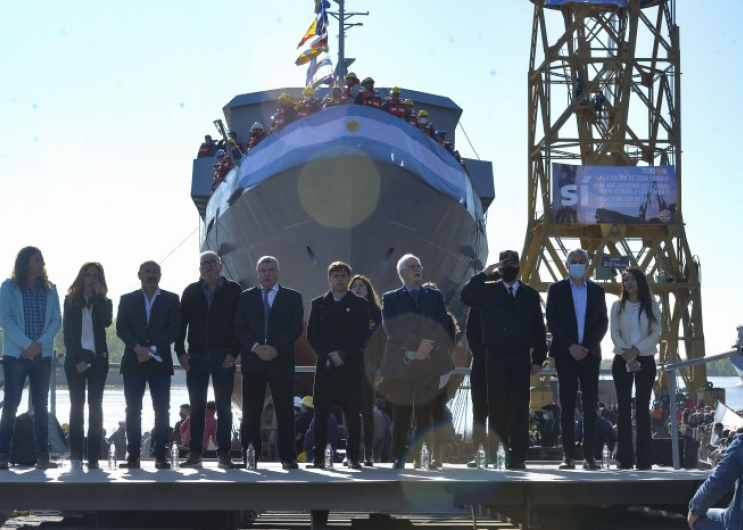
0, 462, 709, 529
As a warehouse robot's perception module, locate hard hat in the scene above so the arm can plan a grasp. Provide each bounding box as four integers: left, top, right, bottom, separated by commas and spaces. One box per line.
303, 86, 314, 97
404, 98, 413, 107
434, 130, 446, 138
301, 396, 314, 409
345, 72, 357, 80
251, 121, 264, 131
362, 76, 374, 85
391, 86, 401, 95
418, 110, 429, 118
279, 92, 292, 101
215, 149, 226, 157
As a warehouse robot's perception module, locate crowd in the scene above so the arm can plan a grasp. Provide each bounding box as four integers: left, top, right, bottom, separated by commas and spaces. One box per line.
196, 73, 467, 194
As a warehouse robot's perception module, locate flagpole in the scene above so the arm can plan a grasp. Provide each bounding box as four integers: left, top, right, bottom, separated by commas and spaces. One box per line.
329, 0, 368, 82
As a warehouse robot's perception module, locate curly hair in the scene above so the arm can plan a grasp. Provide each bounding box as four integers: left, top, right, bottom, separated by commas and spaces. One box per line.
11, 246, 49, 290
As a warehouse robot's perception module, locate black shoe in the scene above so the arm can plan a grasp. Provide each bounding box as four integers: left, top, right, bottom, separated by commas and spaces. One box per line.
35, 456, 59, 469
508, 462, 527, 470
583, 459, 601, 471
281, 460, 298, 470
87, 460, 100, 470
636, 464, 652, 471
413, 460, 421, 470
306, 461, 326, 469
466, 459, 478, 468
364, 448, 374, 467
347, 459, 362, 470
217, 454, 235, 469
180, 453, 203, 468
155, 457, 171, 470
393, 458, 406, 470
119, 457, 140, 469
364, 457, 374, 467
0, 455, 9, 470
616, 462, 633, 470
558, 458, 575, 470
430, 459, 443, 470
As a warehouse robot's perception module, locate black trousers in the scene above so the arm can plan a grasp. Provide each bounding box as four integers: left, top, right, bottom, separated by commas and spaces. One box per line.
359, 366, 376, 452
312, 368, 361, 462
470, 353, 488, 449
64, 354, 108, 462
485, 349, 531, 465
241, 372, 296, 463
612, 355, 656, 468
555, 353, 600, 460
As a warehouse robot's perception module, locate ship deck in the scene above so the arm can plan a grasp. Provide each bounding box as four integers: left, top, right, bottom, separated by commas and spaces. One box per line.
0, 461, 708, 529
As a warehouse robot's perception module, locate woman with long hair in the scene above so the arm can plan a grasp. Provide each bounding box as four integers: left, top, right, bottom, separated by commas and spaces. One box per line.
63, 262, 113, 469
349, 274, 385, 465
610, 268, 661, 470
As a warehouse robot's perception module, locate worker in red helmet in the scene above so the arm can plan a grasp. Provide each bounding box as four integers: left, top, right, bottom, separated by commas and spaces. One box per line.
354, 77, 382, 109
382, 87, 408, 120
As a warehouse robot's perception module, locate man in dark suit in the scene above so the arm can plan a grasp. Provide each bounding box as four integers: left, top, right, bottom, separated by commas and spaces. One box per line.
464, 306, 487, 467
116, 260, 181, 469
545, 248, 608, 470
234, 256, 303, 470
460, 250, 547, 470
381, 253, 452, 469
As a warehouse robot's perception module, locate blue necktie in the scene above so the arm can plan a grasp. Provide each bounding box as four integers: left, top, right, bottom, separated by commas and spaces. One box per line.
263, 289, 271, 343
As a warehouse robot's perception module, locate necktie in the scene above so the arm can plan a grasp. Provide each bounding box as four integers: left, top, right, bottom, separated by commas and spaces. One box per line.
508, 286, 515, 298
411, 289, 420, 306
263, 289, 271, 342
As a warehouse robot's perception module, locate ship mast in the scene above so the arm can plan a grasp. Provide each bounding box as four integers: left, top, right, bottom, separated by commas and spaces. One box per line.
328, 0, 368, 80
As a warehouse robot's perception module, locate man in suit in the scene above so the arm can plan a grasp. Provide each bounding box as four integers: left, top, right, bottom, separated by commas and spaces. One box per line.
234, 256, 303, 470
116, 260, 181, 469
306, 261, 369, 469
464, 306, 488, 467
460, 250, 547, 470
381, 254, 451, 469
545, 248, 608, 470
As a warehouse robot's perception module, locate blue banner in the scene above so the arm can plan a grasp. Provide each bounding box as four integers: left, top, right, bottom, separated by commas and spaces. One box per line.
545, 0, 628, 6
552, 164, 678, 224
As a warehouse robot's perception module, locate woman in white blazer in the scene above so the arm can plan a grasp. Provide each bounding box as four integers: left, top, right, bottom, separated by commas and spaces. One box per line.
610, 268, 661, 470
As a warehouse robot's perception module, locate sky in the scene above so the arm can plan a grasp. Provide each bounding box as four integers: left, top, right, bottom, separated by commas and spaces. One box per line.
0, 0, 741, 359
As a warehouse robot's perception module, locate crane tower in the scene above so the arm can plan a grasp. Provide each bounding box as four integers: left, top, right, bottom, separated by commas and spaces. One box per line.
521, 0, 706, 393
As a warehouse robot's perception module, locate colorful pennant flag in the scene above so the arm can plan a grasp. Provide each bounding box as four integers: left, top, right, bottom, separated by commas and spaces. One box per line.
297, 20, 318, 48
296, 47, 325, 66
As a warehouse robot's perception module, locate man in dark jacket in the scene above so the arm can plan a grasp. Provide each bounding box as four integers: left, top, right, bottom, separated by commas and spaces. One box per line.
176, 251, 241, 469
460, 249, 547, 470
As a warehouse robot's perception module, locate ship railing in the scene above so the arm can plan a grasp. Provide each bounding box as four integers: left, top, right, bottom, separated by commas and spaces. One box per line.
662, 347, 743, 470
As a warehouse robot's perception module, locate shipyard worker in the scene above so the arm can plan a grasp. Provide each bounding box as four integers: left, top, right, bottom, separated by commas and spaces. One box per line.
688, 431, 743, 530
545, 249, 608, 471
227, 132, 243, 160
234, 256, 303, 470
197, 134, 217, 158
382, 87, 408, 119
354, 77, 382, 109
306, 261, 369, 470
322, 84, 343, 109
246, 122, 267, 152
434, 131, 468, 172
0, 247, 62, 470
381, 254, 452, 469
63, 261, 113, 469
175, 250, 241, 469
460, 250, 548, 470
404, 99, 417, 126
294, 396, 314, 455
172, 403, 190, 446
271, 93, 297, 133
116, 260, 181, 470
610, 268, 661, 470
464, 303, 489, 467
350, 274, 386, 466
415, 110, 435, 138
296, 86, 321, 119
341, 72, 361, 103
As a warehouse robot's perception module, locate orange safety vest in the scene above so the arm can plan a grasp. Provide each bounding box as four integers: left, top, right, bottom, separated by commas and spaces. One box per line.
296, 98, 320, 119
272, 107, 296, 133
357, 89, 382, 109
384, 98, 407, 118
419, 121, 435, 137
246, 131, 267, 151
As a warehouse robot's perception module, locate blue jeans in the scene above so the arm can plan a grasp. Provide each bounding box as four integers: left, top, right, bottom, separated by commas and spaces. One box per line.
693, 509, 725, 530
185, 351, 235, 455
123, 373, 171, 459
0, 356, 52, 457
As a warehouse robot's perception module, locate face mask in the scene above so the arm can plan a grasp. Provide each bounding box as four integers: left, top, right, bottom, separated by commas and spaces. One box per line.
419, 118, 428, 124
501, 266, 519, 283
304, 96, 312, 102
250, 131, 259, 137
569, 263, 587, 280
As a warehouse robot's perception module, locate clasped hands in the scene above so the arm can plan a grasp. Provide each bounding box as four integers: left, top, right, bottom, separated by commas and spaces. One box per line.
622, 346, 641, 372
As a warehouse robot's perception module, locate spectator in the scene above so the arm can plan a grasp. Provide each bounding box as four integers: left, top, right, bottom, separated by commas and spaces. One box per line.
382, 87, 408, 120
341, 72, 361, 104
197, 135, 217, 158
296, 86, 321, 119
295, 396, 315, 455
271, 93, 297, 133
354, 77, 382, 109
246, 122, 267, 152
414, 110, 435, 138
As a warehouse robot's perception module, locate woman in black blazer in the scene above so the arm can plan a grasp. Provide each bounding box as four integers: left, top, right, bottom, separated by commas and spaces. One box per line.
63, 262, 113, 469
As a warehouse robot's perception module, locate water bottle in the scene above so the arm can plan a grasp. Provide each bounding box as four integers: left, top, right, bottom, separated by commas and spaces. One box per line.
247, 442, 256, 470
420, 443, 430, 471
324, 443, 333, 469
171, 443, 180, 470
476, 444, 486, 470
496, 443, 506, 471
602, 443, 611, 470
108, 444, 116, 470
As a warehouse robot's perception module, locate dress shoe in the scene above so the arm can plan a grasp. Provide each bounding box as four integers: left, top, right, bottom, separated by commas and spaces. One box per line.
392, 458, 406, 470
282, 460, 299, 470
364, 456, 374, 467
0, 455, 10, 470
466, 459, 478, 468
217, 454, 235, 469
558, 458, 575, 470
636, 464, 652, 471
616, 463, 633, 470
87, 460, 100, 470
119, 458, 140, 469
583, 459, 601, 471
508, 461, 527, 470
155, 457, 172, 470
306, 461, 326, 469
181, 453, 203, 468
347, 459, 362, 470
35, 456, 59, 469
430, 459, 443, 470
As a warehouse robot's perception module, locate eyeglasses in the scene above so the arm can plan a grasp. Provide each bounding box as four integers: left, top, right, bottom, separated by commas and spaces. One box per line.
200, 259, 219, 268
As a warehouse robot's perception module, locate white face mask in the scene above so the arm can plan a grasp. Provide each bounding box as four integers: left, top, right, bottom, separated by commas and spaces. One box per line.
304, 96, 312, 102
419, 118, 428, 124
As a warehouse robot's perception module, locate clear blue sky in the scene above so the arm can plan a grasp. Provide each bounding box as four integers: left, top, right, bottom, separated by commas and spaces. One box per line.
0, 1, 740, 357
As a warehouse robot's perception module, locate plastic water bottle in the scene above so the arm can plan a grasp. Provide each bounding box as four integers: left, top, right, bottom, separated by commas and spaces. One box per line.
171, 443, 180, 470
324, 443, 333, 469
602, 443, 611, 470
496, 443, 506, 471
420, 443, 430, 471
108, 444, 116, 470
247, 442, 256, 470
476, 444, 487, 470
